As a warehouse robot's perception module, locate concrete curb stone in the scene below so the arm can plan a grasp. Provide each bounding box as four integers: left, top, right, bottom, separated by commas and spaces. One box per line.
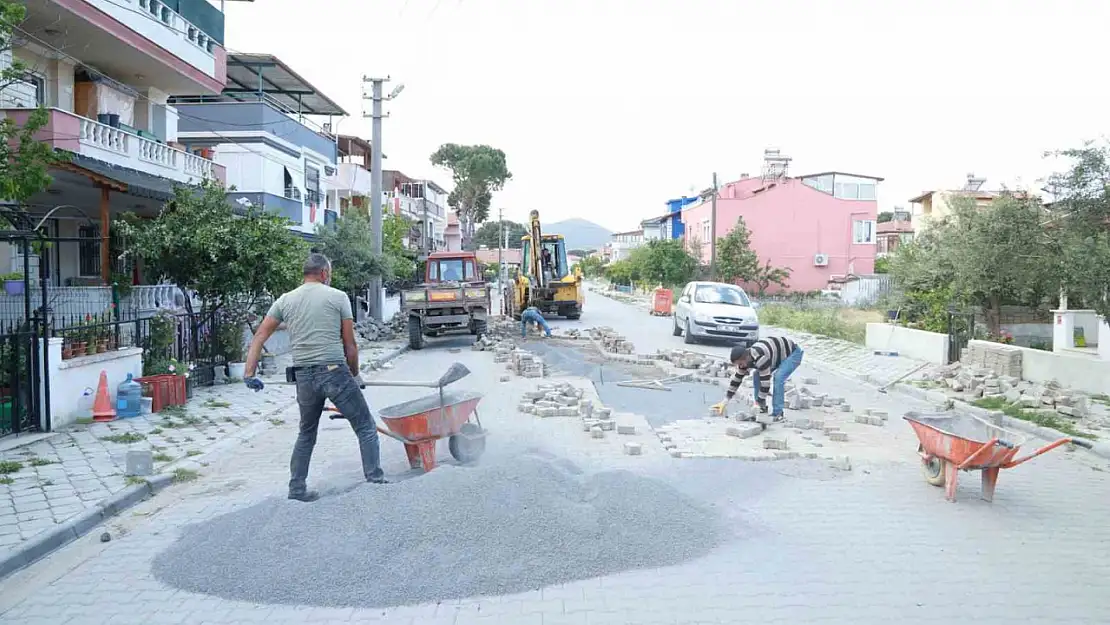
0, 344, 412, 581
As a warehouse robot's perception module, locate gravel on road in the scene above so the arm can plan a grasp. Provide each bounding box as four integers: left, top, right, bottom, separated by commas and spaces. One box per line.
151, 449, 725, 608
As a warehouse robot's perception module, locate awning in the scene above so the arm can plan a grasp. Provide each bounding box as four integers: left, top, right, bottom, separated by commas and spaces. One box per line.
222, 53, 348, 116
57, 154, 181, 202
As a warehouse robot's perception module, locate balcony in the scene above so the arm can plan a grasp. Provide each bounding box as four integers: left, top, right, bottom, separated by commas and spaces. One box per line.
175, 100, 338, 163
2, 107, 224, 185
329, 162, 372, 198
21, 0, 225, 94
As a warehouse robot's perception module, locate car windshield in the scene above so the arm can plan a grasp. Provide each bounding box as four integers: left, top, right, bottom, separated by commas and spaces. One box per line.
694, 285, 750, 306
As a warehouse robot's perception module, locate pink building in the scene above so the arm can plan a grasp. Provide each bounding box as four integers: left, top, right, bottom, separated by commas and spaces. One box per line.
444, 212, 463, 252
681, 156, 881, 293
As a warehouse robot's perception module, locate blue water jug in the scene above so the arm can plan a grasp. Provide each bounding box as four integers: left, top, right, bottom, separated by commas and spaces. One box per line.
116, 373, 143, 418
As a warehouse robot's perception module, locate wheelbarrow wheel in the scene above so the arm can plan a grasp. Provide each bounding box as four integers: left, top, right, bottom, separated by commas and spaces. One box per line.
922, 455, 947, 487
449, 423, 486, 464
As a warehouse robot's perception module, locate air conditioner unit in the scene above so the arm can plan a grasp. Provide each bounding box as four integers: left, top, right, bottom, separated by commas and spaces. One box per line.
813, 253, 829, 267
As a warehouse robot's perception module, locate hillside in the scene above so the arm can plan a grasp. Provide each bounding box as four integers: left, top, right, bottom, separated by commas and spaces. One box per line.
546, 218, 612, 251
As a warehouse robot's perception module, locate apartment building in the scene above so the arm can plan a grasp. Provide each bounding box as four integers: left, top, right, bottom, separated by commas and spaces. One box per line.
172, 53, 344, 238
607, 229, 644, 262
681, 149, 882, 292
383, 170, 448, 257
1, 0, 228, 283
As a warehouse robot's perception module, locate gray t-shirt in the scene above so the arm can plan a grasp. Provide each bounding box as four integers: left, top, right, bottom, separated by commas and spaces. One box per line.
267, 282, 353, 367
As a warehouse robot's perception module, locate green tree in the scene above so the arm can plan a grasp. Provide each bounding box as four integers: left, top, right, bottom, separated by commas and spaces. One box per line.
877, 211, 894, 223
0, 0, 67, 224
382, 212, 417, 281
472, 219, 527, 249
751, 260, 792, 295
714, 217, 759, 284
576, 255, 605, 278
429, 144, 512, 245
313, 212, 389, 294
604, 259, 638, 285
627, 239, 697, 288
119, 181, 308, 319
1043, 143, 1110, 319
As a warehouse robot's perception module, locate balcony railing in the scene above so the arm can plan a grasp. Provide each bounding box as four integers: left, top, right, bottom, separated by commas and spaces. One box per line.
305, 189, 322, 205
77, 115, 219, 182
284, 186, 302, 201
134, 0, 218, 55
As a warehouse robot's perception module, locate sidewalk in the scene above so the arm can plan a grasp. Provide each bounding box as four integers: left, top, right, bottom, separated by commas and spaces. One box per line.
0, 338, 406, 576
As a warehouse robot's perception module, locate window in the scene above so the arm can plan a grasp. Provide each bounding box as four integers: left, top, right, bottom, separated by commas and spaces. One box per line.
701, 219, 710, 242
305, 165, 320, 204
858, 183, 876, 201
78, 225, 100, 277
852, 219, 876, 244
694, 284, 750, 306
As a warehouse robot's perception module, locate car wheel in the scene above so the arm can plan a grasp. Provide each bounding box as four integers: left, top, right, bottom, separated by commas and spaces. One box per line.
683, 318, 696, 344
672, 315, 682, 337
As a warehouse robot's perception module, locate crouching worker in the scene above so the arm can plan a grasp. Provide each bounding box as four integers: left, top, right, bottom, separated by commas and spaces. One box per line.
521, 305, 552, 338
710, 337, 804, 420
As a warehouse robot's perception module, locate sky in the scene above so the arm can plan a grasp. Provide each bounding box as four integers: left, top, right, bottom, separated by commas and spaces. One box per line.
221, 0, 1110, 232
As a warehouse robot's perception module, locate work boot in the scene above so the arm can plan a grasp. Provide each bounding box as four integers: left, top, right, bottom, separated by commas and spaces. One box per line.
288, 490, 320, 502
367, 476, 389, 485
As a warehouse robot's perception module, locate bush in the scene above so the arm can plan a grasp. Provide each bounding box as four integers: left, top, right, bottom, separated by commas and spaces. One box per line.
757, 305, 866, 344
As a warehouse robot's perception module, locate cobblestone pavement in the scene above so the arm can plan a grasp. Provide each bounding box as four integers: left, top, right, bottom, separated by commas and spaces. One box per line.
2, 326, 1109, 623
584, 285, 928, 386
0, 339, 405, 559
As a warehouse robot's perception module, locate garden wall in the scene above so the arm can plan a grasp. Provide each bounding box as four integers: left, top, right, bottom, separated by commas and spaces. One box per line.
865, 323, 950, 364
965, 339, 1110, 395
41, 338, 143, 430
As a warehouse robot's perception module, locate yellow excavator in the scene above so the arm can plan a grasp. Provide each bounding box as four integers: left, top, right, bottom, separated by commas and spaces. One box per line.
504, 209, 584, 320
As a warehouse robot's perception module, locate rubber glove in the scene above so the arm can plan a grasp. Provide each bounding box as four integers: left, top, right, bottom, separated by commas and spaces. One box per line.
710, 400, 728, 416
244, 376, 264, 392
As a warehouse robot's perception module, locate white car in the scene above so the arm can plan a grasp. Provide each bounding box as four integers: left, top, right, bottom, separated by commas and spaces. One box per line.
672, 281, 760, 346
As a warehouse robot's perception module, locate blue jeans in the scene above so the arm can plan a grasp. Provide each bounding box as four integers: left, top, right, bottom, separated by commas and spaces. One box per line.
752, 348, 804, 416
291, 364, 384, 495
521, 309, 552, 337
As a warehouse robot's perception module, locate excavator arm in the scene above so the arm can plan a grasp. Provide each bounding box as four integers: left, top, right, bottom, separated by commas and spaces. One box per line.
528, 209, 545, 288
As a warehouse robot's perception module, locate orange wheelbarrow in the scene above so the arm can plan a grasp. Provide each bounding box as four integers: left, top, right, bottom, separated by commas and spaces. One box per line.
315, 362, 487, 472
903, 411, 1091, 503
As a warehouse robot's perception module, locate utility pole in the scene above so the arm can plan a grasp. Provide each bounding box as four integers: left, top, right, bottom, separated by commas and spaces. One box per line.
422, 191, 430, 259
709, 172, 719, 280
361, 75, 403, 321
497, 207, 504, 282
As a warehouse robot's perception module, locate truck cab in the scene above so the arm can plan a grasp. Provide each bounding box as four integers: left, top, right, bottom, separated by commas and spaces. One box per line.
401, 251, 490, 349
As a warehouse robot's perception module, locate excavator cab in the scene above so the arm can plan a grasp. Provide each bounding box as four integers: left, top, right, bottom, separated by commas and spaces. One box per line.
524, 236, 569, 283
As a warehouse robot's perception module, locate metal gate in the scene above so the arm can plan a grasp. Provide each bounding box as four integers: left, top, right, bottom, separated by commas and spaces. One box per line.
946, 310, 975, 363
0, 319, 46, 436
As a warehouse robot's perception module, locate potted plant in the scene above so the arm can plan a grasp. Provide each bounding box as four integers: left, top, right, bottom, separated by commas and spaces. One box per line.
62, 339, 73, 360
220, 312, 247, 379
2, 272, 25, 296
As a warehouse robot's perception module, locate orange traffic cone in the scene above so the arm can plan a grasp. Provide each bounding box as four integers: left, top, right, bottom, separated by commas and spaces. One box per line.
91, 370, 116, 422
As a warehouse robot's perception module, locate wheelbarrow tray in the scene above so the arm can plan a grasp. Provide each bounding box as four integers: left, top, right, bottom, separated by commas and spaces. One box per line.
903, 411, 1078, 503
378, 389, 483, 442
903, 412, 1025, 469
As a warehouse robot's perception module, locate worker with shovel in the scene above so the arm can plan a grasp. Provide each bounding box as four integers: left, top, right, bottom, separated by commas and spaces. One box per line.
243, 253, 387, 502
711, 337, 804, 420
521, 305, 553, 339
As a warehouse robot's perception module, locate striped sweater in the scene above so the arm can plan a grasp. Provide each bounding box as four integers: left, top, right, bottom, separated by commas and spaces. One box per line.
725, 337, 799, 399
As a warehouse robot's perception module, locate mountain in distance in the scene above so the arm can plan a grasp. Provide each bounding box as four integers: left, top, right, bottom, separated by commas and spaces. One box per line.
546, 218, 612, 251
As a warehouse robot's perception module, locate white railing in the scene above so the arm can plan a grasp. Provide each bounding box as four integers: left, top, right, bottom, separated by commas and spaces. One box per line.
78, 115, 217, 182
133, 0, 216, 56
0, 284, 197, 326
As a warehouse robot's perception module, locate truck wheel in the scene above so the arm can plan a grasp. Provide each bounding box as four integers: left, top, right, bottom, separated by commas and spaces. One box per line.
408, 316, 425, 350
566, 311, 581, 320
470, 319, 487, 336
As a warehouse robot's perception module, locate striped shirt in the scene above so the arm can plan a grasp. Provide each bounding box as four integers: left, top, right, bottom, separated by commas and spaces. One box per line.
726, 336, 799, 399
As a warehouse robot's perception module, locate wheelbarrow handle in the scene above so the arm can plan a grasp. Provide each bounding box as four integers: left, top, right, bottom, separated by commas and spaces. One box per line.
1071, 438, 1094, 450
1002, 437, 1076, 469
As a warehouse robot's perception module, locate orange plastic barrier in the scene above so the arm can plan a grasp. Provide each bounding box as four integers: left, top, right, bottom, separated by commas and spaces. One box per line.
652, 289, 673, 316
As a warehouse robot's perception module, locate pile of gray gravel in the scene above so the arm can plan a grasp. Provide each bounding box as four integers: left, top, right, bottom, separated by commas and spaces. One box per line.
151, 451, 724, 608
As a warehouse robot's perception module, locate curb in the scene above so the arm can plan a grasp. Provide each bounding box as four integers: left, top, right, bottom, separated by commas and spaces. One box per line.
0, 474, 174, 580
893, 383, 1110, 460
0, 342, 413, 582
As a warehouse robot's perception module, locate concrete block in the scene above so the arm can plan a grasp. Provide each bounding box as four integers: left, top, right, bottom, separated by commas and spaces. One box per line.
855, 415, 884, 427
125, 450, 153, 477
617, 424, 637, 435
726, 423, 763, 439
839, 404, 852, 412
763, 436, 788, 450
870, 410, 889, 420
597, 408, 612, 418
582, 419, 600, 432
590, 426, 605, 439
623, 442, 643, 456
537, 407, 558, 418
828, 431, 849, 442
804, 378, 819, 385
579, 402, 594, 417
597, 419, 616, 431
828, 455, 852, 471
772, 450, 798, 460
499, 375, 511, 382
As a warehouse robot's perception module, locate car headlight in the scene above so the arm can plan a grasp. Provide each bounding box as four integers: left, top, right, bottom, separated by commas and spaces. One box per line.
693, 312, 712, 324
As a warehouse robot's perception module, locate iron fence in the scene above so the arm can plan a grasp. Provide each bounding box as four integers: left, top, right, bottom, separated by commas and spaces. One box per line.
0, 319, 45, 436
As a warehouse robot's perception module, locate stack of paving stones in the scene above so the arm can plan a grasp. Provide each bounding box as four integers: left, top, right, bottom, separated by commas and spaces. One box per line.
920, 360, 1101, 427
589, 327, 636, 355
517, 383, 644, 455
472, 333, 546, 379
355, 313, 406, 342
655, 349, 732, 385
962, 340, 1023, 378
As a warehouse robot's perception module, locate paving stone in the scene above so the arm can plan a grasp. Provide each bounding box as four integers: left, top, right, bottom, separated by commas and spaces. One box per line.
726, 423, 763, 439
828, 431, 849, 442
590, 426, 605, 439
622, 442, 643, 456
762, 436, 788, 450
616, 424, 636, 435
